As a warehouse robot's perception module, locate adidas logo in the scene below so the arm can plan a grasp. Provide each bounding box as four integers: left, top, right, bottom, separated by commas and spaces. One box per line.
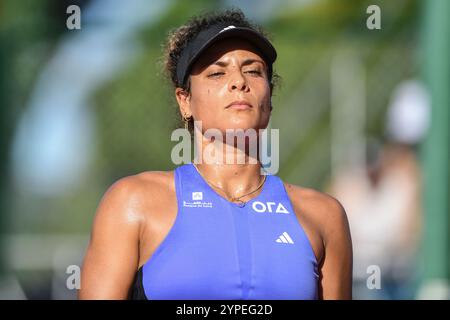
275, 232, 294, 244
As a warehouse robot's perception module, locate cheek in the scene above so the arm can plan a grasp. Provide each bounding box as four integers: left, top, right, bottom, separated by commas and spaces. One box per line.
256, 83, 271, 107
190, 84, 225, 120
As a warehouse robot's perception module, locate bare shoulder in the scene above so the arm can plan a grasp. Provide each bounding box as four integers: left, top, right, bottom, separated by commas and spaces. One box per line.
105, 170, 174, 199
94, 170, 175, 223
283, 182, 349, 241
108, 170, 174, 192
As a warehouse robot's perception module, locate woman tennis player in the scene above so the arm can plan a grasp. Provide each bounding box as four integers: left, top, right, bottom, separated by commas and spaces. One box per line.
79, 9, 352, 300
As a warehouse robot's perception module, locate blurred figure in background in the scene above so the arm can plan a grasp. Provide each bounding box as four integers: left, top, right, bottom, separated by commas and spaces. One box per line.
328, 79, 430, 299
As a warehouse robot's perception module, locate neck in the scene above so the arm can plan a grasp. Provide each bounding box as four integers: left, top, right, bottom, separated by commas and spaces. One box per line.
192, 133, 265, 200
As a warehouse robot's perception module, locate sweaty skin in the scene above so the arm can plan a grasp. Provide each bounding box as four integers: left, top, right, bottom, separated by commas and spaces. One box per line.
79, 38, 352, 300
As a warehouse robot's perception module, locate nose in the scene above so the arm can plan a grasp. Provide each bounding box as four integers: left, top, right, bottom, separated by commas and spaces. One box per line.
228, 70, 248, 92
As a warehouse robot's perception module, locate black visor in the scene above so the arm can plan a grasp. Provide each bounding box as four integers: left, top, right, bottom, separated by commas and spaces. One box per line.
176, 22, 277, 87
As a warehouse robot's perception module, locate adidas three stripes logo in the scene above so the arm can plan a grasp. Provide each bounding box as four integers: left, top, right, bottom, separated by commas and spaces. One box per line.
275, 232, 294, 244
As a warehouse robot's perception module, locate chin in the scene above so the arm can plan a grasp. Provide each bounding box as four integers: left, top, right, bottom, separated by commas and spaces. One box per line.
198, 118, 269, 136
221, 121, 261, 132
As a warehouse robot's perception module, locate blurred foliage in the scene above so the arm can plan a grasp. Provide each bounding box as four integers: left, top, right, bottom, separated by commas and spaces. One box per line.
0, 0, 85, 113
1, 0, 91, 235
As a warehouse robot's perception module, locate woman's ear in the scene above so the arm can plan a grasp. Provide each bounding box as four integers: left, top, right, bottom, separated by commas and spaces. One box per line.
175, 87, 192, 117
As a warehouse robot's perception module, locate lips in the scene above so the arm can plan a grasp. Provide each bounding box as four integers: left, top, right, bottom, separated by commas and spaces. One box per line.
226, 100, 253, 110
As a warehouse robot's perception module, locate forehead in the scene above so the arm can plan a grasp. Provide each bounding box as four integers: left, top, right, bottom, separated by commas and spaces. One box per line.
191, 38, 266, 73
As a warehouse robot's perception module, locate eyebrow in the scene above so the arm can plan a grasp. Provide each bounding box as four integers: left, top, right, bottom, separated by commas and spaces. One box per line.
213, 58, 266, 68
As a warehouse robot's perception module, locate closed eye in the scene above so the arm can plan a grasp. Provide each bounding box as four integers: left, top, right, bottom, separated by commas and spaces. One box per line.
207, 71, 225, 78
245, 70, 262, 75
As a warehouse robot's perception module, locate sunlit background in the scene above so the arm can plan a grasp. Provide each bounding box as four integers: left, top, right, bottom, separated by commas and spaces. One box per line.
0, 0, 448, 299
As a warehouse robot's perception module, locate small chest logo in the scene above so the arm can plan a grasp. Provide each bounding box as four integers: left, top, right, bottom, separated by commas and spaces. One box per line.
184, 191, 212, 208
192, 192, 203, 200
252, 201, 289, 214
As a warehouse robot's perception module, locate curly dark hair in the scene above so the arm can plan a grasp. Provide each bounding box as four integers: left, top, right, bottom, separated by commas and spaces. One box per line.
162, 8, 279, 132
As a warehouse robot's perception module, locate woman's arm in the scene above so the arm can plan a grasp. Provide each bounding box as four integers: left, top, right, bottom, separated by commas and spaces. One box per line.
79, 177, 144, 299
318, 197, 353, 299
285, 183, 353, 299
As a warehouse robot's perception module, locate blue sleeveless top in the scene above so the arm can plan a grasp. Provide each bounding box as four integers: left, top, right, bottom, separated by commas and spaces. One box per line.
130, 163, 319, 300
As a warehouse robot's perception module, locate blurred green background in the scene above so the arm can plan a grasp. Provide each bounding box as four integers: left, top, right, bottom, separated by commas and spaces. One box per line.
0, 0, 448, 299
